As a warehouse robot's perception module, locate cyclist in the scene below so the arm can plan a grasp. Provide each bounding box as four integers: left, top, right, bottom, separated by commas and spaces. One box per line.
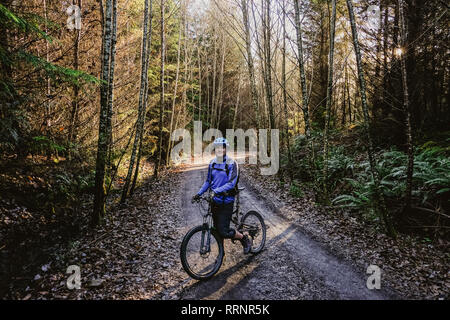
192, 137, 253, 254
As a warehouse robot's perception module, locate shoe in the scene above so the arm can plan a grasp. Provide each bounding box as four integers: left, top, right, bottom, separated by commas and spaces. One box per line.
240, 235, 253, 254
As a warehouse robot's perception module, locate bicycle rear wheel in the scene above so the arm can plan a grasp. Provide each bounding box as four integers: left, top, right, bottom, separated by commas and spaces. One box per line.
180, 225, 224, 280
240, 210, 266, 254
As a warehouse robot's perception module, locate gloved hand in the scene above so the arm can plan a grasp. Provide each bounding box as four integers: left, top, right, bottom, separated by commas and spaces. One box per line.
212, 190, 220, 198
191, 194, 201, 203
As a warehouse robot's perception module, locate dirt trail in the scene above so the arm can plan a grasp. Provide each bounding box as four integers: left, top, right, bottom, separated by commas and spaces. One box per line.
174, 161, 397, 300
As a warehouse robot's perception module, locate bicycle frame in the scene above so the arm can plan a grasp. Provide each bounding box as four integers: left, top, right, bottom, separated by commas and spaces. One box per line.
196, 190, 247, 254
199, 196, 214, 255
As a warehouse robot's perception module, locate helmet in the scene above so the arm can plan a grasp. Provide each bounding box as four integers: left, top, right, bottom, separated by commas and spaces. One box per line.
213, 137, 229, 147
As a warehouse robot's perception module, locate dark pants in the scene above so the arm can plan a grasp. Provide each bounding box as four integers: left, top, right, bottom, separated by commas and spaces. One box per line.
211, 202, 236, 239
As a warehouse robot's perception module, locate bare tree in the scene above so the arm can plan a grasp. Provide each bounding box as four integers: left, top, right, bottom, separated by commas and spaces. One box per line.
346, 0, 395, 236
121, 0, 153, 202
281, 0, 291, 162
262, 0, 275, 129
167, 2, 183, 165
399, 0, 414, 212
323, 0, 337, 200
156, 0, 166, 175
293, 0, 310, 138
240, 0, 260, 127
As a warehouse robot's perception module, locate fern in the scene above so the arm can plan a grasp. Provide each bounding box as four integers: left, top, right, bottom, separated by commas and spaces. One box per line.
332, 147, 450, 211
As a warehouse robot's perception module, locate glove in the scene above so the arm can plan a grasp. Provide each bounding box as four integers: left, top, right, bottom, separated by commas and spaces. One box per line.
192, 194, 201, 203
212, 190, 221, 198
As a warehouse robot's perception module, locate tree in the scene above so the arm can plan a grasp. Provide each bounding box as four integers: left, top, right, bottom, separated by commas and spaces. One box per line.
240, 0, 260, 128
166, 1, 183, 165
281, 0, 291, 162
156, 0, 166, 176
323, 0, 337, 200
121, 0, 153, 202
346, 0, 395, 236
293, 0, 311, 138
398, 0, 414, 213
93, 0, 117, 225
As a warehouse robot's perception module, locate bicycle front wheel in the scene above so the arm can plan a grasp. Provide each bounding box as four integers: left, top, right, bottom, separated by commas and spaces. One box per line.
180, 225, 224, 280
240, 210, 266, 254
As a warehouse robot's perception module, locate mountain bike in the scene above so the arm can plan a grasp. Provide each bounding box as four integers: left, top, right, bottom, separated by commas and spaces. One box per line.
180, 188, 266, 280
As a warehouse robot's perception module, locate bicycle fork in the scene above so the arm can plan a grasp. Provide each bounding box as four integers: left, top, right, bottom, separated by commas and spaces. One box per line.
200, 223, 211, 255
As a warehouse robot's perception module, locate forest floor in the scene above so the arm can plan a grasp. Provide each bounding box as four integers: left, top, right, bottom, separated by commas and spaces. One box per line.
1, 159, 448, 300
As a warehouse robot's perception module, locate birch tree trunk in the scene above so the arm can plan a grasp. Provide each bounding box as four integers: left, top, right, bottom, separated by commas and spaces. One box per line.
93, 0, 114, 225
106, 0, 118, 169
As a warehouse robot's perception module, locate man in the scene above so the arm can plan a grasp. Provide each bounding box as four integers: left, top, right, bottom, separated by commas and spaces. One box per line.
192, 137, 253, 254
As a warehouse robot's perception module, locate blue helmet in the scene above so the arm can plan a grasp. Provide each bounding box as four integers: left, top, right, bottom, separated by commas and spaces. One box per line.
213, 137, 229, 147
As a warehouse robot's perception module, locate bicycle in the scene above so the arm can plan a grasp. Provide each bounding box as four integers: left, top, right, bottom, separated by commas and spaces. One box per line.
180, 188, 266, 280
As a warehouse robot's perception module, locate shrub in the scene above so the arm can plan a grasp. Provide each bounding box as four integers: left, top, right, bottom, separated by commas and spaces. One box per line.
332, 147, 450, 214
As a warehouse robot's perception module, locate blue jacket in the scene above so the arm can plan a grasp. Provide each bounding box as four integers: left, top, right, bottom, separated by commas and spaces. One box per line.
197, 155, 238, 204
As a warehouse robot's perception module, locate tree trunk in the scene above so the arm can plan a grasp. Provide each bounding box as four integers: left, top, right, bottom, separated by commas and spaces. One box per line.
322, 0, 336, 201
68, 0, 82, 144
240, 0, 260, 128
106, 0, 118, 169
198, 44, 202, 122
216, 37, 226, 128
130, 0, 154, 195
263, 0, 274, 129
93, 0, 114, 226
121, 0, 152, 202
156, 0, 166, 175
211, 34, 217, 128
282, 0, 291, 162
399, 0, 414, 212
233, 71, 241, 130
167, 6, 183, 165
293, 0, 310, 138
346, 0, 396, 237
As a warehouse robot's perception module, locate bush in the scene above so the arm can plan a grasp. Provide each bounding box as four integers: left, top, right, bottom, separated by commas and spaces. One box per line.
332, 147, 450, 214
289, 181, 304, 198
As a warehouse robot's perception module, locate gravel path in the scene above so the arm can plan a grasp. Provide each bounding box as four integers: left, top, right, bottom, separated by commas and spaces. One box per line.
171, 162, 397, 300
10, 161, 404, 300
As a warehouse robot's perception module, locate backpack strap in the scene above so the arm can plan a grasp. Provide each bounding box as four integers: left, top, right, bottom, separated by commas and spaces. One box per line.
209, 158, 239, 197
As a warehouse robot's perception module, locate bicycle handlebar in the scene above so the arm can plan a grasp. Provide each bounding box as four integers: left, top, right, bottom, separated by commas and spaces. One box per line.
192, 192, 214, 204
